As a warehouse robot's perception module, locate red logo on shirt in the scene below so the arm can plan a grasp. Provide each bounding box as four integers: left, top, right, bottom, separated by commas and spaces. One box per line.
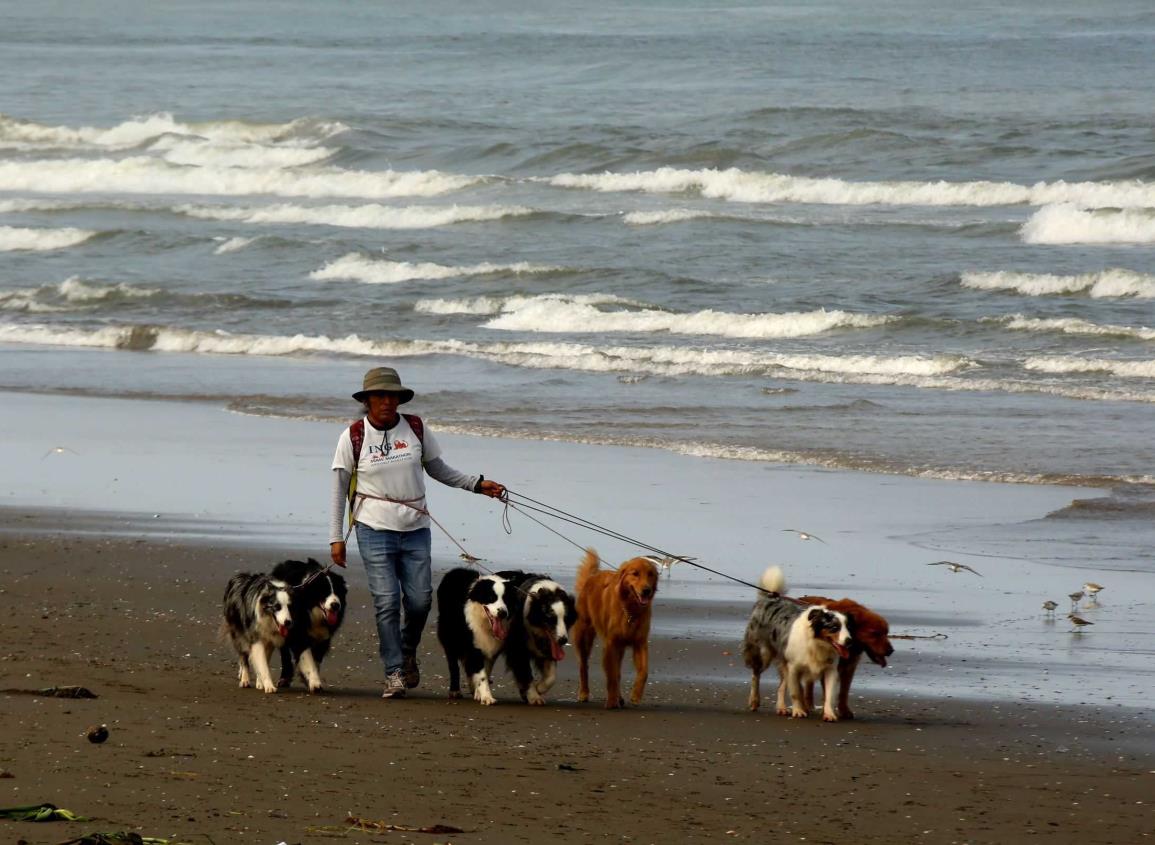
393, 439, 409, 450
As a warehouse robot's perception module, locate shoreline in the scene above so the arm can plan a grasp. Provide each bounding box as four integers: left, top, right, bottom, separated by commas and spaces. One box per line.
1, 529, 1152, 845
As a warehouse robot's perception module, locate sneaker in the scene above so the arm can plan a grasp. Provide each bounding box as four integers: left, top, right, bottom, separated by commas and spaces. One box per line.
381, 670, 406, 699
402, 654, 420, 689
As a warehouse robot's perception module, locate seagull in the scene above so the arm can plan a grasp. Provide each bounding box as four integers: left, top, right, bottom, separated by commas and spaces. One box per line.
1067, 614, 1094, 634
1083, 582, 1104, 599
459, 552, 483, 564
782, 529, 826, 544
1042, 600, 1058, 616
928, 561, 982, 576
1068, 590, 1084, 610
643, 554, 697, 578
41, 446, 79, 459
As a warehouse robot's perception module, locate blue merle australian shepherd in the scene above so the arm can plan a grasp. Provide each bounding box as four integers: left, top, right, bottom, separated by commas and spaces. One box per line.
222, 572, 293, 694
271, 558, 347, 693
742, 566, 852, 721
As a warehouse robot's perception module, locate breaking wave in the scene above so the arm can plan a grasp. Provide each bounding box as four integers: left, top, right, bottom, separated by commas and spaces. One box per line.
1024, 356, 1155, 379
961, 269, 1155, 298
0, 158, 477, 199
623, 209, 720, 225
212, 236, 259, 255
2, 322, 1152, 403
991, 315, 1155, 342
473, 296, 898, 339
152, 139, 336, 169
0, 226, 96, 251
179, 202, 531, 229
310, 253, 562, 284
0, 112, 347, 149
547, 167, 1155, 208
1021, 204, 1155, 244
416, 293, 642, 316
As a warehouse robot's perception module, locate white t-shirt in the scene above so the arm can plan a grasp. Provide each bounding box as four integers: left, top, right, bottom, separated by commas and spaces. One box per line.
331, 416, 444, 532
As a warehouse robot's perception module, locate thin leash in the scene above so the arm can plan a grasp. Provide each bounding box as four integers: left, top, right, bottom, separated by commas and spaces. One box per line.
501, 489, 773, 595
346, 491, 482, 563
500, 491, 947, 639
345, 490, 535, 599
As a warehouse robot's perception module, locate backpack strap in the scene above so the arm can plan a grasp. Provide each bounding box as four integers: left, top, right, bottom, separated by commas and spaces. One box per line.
402, 413, 424, 449
346, 418, 365, 529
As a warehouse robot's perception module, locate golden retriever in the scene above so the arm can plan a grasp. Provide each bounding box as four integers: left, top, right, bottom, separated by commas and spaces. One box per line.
572, 549, 659, 709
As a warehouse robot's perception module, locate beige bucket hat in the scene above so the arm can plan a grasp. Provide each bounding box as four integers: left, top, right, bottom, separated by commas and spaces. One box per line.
352, 367, 415, 404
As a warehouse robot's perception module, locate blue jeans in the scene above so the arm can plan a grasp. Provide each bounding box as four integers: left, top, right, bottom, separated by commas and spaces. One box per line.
355, 524, 433, 676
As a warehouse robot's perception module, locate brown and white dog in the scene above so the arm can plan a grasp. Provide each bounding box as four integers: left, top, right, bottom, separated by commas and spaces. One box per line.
573, 549, 659, 709
742, 566, 852, 721
798, 595, 893, 720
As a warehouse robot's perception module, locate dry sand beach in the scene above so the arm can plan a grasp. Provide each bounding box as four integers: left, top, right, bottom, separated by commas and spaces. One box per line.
1, 393, 1153, 845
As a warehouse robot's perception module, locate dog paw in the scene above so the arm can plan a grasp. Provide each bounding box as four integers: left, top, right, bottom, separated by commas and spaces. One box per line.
577, 691, 590, 703
257, 681, 278, 694
748, 699, 761, 712
476, 694, 496, 706
822, 712, 840, 722
276, 677, 292, 689
448, 689, 462, 699
790, 708, 808, 719
238, 679, 252, 689
527, 689, 545, 706
775, 706, 790, 716
839, 709, 855, 720
307, 683, 323, 694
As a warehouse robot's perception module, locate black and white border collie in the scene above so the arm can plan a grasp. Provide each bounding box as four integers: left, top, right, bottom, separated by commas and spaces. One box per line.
270, 558, 347, 693
436, 568, 510, 705
741, 566, 852, 721
222, 573, 293, 693
498, 571, 577, 705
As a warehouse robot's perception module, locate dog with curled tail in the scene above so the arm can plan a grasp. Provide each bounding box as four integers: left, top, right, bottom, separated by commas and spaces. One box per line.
572, 548, 659, 709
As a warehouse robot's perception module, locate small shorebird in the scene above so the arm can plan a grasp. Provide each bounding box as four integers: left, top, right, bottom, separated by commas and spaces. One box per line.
1067, 614, 1094, 633
1083, 582, 1104, 599
643, 554, 697, 578
1042, 600, 1058, 616
782, 529, 826, 544
41, 446, 79, 459
1068, 590, 1084, 610
928, 560, 982, 577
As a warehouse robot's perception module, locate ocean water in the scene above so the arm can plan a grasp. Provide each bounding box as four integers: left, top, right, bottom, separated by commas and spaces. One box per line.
1, 1, 1153, 523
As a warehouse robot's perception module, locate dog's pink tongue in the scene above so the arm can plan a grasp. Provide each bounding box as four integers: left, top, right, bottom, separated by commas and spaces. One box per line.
550, 638, 566, 661
325, 609, 339, 626
490, 616, 507, 641
278, 624, 289, 638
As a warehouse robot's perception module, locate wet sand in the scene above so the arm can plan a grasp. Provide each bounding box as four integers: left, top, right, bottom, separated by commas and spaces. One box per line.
1, 523, 1152, 845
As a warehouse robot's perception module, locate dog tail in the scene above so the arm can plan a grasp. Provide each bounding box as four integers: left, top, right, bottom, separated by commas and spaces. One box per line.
759, 565, 786, 595
576, 548, 600, 596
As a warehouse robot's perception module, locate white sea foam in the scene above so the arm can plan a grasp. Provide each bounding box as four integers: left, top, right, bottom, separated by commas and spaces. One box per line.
0, 277, 158, 311
3, 322, 1152, 403
1021, 204, 1155, 244
0, 112, 347, 149
212, 237, 259, 255
0, 158, 477, 199
0, 226, 96, 251
416, 293, 639, 316
548, 167, 1155, 208
155, 141, 336, 169
960, 268, 1155, 298
623, 209, 718, 225
1024, 356, 1155, 379
992, 315, 1155, 342
180, 203, 530, 229
478, 296, 896, 339
311, 253, 560, 284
